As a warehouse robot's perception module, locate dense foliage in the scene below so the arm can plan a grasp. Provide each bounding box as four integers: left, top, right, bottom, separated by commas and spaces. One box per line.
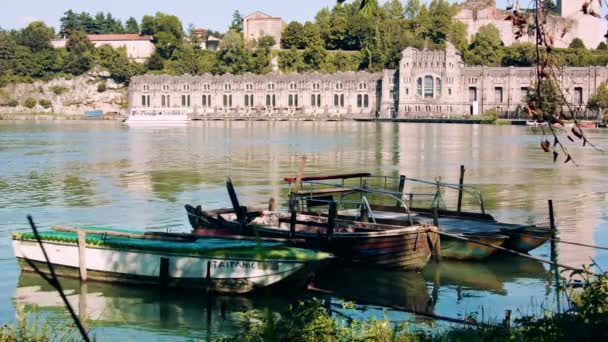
224, 273, 608, 341
2, 2, 608, 88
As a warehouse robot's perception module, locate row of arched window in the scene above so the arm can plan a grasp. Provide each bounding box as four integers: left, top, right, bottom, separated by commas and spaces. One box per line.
143, 81, 371, 92
143, 93, 372, 109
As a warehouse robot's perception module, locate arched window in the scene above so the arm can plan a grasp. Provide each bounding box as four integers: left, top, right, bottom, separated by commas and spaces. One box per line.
289, 82, 297, 91
436, 78, 442, 97
364, 94, 369, 108
245, 95, 249, 107
202, 95, 207, 107
162, 95, 166, 107
417, 78, 422, 96
317, 94, 321, 107
224, 83, 232, 91
358, 82, 367, 91
312, 82, 320, 91
183, 84, 190, 91
162, 85, 169, 91
246, 83, 253, 91
288, 94, 293, 107
267, 82, 275, 91
334, 94, 339, 107
357, 94, 362, 108
223, 94, 228, 107
335, 82, 344, 91
311, 94, 316, 107
143, 85, 150, 91
203, 84, 210, 91
340, 94, 344, 107
181, 94, 190, 107
424, 76, 434, 98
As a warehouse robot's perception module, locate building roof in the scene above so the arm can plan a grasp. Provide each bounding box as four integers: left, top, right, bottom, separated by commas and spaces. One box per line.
87, 34, 153, 42
243, 11, 281, 20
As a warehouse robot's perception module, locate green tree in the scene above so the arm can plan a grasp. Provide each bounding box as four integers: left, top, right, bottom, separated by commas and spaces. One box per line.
383, 0, 405, 20
214, 30, 249, 74
421, 0, 458, 45
125, 17, 140, 34
59, 10, 80, 37
597, 42, 608, 51
569, 38, 586, 49
141, 15, 155, 35
96, 45, 145, 83
587, 82, 608, 119
145, 51, 165, 70
166, 44, 199, 75
301, 22, 323, 49
282, 22, 304, 49
464, 24, 504, 66
526, 79, 564, 120
278, 48, 304, 72
63, 31, 94, 75
503, 42, 536, 66
18, 22, 55, 53
302, 45, 326, 71
229, 10, 244, 33
0, 31, 17, 79
249, 35, 275, 74
197, 50, 217, 74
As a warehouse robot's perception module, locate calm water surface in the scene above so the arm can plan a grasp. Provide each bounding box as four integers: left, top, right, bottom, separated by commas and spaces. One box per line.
1, 121, 608, 340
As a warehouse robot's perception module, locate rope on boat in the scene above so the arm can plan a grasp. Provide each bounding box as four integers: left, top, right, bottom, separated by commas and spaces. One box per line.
434, 231, 600, 276
496, 229, 608, 251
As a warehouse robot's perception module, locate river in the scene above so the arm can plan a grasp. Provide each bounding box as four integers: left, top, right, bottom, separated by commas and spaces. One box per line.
1, 121, 607, 341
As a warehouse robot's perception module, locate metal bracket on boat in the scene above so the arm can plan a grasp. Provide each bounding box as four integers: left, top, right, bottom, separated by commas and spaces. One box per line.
361, 195, 376, 224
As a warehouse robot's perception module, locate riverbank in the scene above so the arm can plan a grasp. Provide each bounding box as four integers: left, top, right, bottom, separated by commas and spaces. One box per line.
0, 113, 122, 121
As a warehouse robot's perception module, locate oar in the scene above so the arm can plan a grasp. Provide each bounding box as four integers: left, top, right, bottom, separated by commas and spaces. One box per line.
226, 178, 247, 230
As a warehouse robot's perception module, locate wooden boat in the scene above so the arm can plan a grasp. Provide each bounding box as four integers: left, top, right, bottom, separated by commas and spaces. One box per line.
187, 206, 439, 271
12, 226, 334, 294
284, 173, 551, 257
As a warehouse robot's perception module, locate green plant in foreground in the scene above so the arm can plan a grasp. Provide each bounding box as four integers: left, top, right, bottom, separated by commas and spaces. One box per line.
0, 305, 81, 342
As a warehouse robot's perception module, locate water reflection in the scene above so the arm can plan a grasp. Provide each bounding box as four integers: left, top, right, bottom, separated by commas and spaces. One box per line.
1, 121, 607, 338
15, 272, 292, 340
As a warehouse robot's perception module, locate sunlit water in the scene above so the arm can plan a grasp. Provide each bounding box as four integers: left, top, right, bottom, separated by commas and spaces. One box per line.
1, 121, 607, 340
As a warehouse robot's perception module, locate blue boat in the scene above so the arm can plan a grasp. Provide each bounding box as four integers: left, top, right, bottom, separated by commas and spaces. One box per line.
85, 110, 103, 117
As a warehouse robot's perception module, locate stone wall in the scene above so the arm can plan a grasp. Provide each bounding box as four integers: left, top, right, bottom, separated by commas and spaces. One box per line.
0, 70, 127, 116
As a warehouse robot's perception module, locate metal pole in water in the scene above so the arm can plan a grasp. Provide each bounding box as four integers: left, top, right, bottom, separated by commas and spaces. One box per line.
397, 175, 406, 207
548, 199, 561, 313
457, 165, 465, 213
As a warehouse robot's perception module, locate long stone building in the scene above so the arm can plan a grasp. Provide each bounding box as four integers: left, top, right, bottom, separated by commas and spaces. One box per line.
129, 44, 608, 119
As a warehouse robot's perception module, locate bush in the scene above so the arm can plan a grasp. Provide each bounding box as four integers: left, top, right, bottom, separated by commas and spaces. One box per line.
482, 108, 499, 124
38, 99, 52, 109
97, 81, 107, 93
50, 85, 68, 95
6, 99, 18, 107
23, 97, 37, 109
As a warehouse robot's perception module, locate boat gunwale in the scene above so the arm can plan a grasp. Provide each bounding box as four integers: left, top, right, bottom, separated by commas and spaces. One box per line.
12, 237, 330, 264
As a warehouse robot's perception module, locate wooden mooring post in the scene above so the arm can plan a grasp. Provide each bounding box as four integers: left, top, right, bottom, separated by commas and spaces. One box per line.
289, 196, 297, 239
77, 230, 87, 281
327, 201, 337, 238
396, 175, 406, 207
548, 199, 561, 313
268, 197, 276, 211
504, 310, 512, 330
457, 165, 465, 213
432, 207, 442, 262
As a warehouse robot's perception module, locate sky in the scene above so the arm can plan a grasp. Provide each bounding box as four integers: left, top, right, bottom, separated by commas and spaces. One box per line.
0, 0, 513, 32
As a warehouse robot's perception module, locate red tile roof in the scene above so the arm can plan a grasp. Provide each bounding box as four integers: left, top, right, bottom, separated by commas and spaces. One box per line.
87, 34, 153, 42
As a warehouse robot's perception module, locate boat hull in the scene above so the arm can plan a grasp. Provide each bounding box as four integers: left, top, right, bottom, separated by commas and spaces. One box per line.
440, 233, 508, 260
191, 210, 437, 271
500, 227, 552, 253
12, 239, 326, 294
